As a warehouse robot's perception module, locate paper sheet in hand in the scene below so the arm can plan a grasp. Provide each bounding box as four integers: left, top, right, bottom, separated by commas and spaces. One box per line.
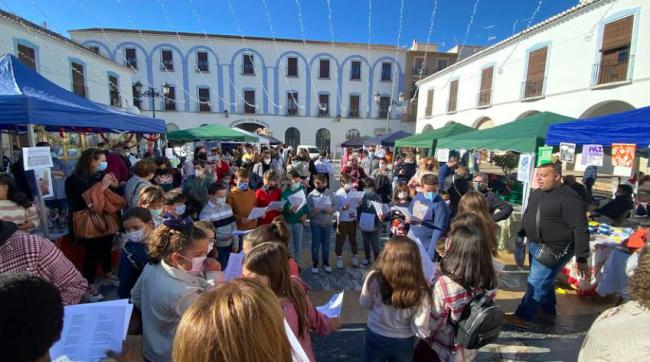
288, 191, 307, 209
316, 291, 344, 318
224, 252, 244, 281
371, 201, 390, 216
267, 200, 286, 210
50, 299, 133, 362
407, 231, 437, 282
248, 207, 267, 219
314, 196, 331, 208
347, 191, 365, 203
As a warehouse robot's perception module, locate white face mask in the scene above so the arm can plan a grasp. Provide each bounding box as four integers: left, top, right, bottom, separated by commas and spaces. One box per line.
263, 158, 272, 165
195, 169, 204, 178
175, 204, 187, 215
126, 229, 146, 243
398, 192, 408, 200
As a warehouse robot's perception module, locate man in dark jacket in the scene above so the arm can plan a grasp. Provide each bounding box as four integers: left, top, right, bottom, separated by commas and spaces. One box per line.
506, 163, 590, 329
472, 173, 513, 222
445, 166, 470, 217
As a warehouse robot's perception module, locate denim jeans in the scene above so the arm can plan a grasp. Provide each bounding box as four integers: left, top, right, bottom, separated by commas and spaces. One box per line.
364, 328, 415, 362
310, 223, 331, 267
288, 222, 304, 266
516, 241, 574, 320
361, 230, 381, 262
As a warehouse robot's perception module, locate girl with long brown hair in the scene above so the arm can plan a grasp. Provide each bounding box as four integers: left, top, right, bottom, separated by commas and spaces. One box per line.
131, 219, 221, 362
455, 190, 500, 257
173, 278, 293, 362
243, 242, 336, 362
242, 216, 299, 277
359, 236, 431, 361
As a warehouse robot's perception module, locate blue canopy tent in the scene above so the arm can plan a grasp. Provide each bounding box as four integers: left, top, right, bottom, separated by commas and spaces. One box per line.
0, 54, 165, 133
546, 106, 650, 146
363, 130, 412, 147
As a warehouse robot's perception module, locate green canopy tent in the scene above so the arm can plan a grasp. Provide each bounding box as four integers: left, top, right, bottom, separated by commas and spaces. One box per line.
394, 122, 475, 155
167, 123, 259, 143
436, 112, 574, 153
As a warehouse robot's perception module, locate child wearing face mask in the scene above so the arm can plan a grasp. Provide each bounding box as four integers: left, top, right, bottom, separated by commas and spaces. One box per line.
200, 182, 238, 267
162, 192, 188, 220
131, 219, 221, 362
256, 169, 282, 226
307, 173, 338, 274
282, 170, 308, 267
252, 150, 275, 190
117, 207, 154, 299
335, 174, 361, 269
226, 168, 257, 231
137, 185, 165, 227
392, 184, 412, 208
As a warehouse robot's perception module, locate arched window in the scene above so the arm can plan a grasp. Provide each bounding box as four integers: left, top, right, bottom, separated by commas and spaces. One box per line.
285, 127, 300, 149
315, 128, 331, 152
346, 129, 360, 139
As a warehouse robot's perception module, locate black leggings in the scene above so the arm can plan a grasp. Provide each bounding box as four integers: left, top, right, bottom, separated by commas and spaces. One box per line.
83, 234, 115, 284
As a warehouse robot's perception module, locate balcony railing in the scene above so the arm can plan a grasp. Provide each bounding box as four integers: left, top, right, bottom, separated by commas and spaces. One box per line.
125, 57, 137, 69
592, 55, 633, 86
348, 109, 360, 118
110, 95, 121, 107
197, 60, 209, 72
378, 107, 389, 119
164, 100, 176, 111
161, 60, 174, 71
243, 65, 255, 75
477, 89, 492, 107
318, 106, 329, 117
412, 66, 428, 76
287, 108, 298, 116
243, 104, 256, 114
521, 77, 546, 99
198, 101, 211, 112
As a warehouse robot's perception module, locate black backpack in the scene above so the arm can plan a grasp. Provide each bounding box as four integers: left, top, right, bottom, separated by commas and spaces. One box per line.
451, 288, 504, 349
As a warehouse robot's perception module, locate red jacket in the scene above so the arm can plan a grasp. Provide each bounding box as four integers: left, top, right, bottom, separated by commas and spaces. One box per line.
255, 187, 281, 225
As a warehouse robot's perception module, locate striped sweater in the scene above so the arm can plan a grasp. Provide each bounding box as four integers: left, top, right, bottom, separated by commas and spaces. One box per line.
0, 200, 40, 230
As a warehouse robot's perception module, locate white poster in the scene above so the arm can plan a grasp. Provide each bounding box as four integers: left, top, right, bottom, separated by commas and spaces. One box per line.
23, 147, 53, 171
436, 148, 450, 162
517, 154, 534, 183
34, 167, 54, 198
164, 148, 174, 159
559, 143, 576, 163
581, 144, 604, 167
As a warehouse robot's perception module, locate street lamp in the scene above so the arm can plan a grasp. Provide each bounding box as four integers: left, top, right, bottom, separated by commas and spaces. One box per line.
374, 91, 406, 135
133, 81, 170, 119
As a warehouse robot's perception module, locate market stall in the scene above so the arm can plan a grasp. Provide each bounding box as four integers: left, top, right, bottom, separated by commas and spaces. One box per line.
167, 123, 258, 143
363, 130, 411, 147
394, 122, 475, 156
341, 136, 369, 148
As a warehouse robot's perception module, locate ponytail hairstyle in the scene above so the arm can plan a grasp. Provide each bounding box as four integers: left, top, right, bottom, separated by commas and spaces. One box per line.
244, 216, 291, 251
147, 218, 207, 264
441, 224, 497, 290
243, 242, 309, 338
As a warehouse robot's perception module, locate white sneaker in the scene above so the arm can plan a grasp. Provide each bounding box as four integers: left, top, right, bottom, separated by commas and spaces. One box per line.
323, 265, 333, 273
311, 267, 320, 274
352, 255, 359, 268
84, 285, 104, 302
100, 273, 120, 287
336, 256, 343, 269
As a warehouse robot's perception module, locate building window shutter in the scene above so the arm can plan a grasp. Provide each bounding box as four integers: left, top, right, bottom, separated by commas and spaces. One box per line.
320, 59, 330, 78
244, 90, 256, 113
448, 80, 458, 112
425, 89, 434, 117
479, 66, 493, 106
524, 47, 547, 98
601, 16, 633, 51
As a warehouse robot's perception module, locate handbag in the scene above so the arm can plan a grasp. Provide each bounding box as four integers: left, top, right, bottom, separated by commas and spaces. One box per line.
533, 199, 572, 267
73, 208, 119, 240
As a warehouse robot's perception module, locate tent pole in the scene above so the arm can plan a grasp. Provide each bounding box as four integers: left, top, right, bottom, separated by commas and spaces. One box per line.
27, 124, 50, 239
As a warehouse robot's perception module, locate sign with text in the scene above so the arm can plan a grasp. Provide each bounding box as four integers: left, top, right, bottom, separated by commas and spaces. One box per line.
536, 146, 553, 166
22, 147, 53, 171
517, 154, 535, 183
581, 144, 604, 167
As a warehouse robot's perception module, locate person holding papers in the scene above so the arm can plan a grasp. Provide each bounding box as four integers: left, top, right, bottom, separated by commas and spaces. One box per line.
408, 174, 450, 261
358, 178, 383, 267
255, 169, 282, 226
131, 219, 221, 362
335, 174, 362, 269
360, 236, 431, 362
282, 170, 308, 267
117, 207, 154, 299
307, 174, 338, 274
226, 168, 257, 231
243, 242, 337, 362
200, 182, 238, 267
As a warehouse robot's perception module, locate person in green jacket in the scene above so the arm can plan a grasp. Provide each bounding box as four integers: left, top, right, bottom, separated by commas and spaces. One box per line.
282, 170, 308, 267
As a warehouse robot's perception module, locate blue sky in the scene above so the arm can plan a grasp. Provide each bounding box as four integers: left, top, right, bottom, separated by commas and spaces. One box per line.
1, 0, 577, 50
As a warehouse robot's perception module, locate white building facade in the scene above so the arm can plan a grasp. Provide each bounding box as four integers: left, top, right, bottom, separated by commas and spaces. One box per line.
0, 10, 135, 111
415, 0, 649, 133
70, 29, 411, 150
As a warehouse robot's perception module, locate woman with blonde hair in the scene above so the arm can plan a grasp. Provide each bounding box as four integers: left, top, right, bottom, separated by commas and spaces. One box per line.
455, 190, 499, 257
243, 242, 336, 362
173, 278, 293, 362
408, 156, 438, 192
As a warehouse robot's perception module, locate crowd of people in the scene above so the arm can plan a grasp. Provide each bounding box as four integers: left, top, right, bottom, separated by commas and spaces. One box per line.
0, 140, 648, 362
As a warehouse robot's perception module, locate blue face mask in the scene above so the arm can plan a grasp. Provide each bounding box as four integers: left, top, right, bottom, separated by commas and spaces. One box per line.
424, 191, 436, 202
238, 182, 249, 191
96, 161, 108, 172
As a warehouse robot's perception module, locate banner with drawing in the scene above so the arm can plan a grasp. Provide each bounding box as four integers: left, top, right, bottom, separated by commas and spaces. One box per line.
612, 143, 636, 177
